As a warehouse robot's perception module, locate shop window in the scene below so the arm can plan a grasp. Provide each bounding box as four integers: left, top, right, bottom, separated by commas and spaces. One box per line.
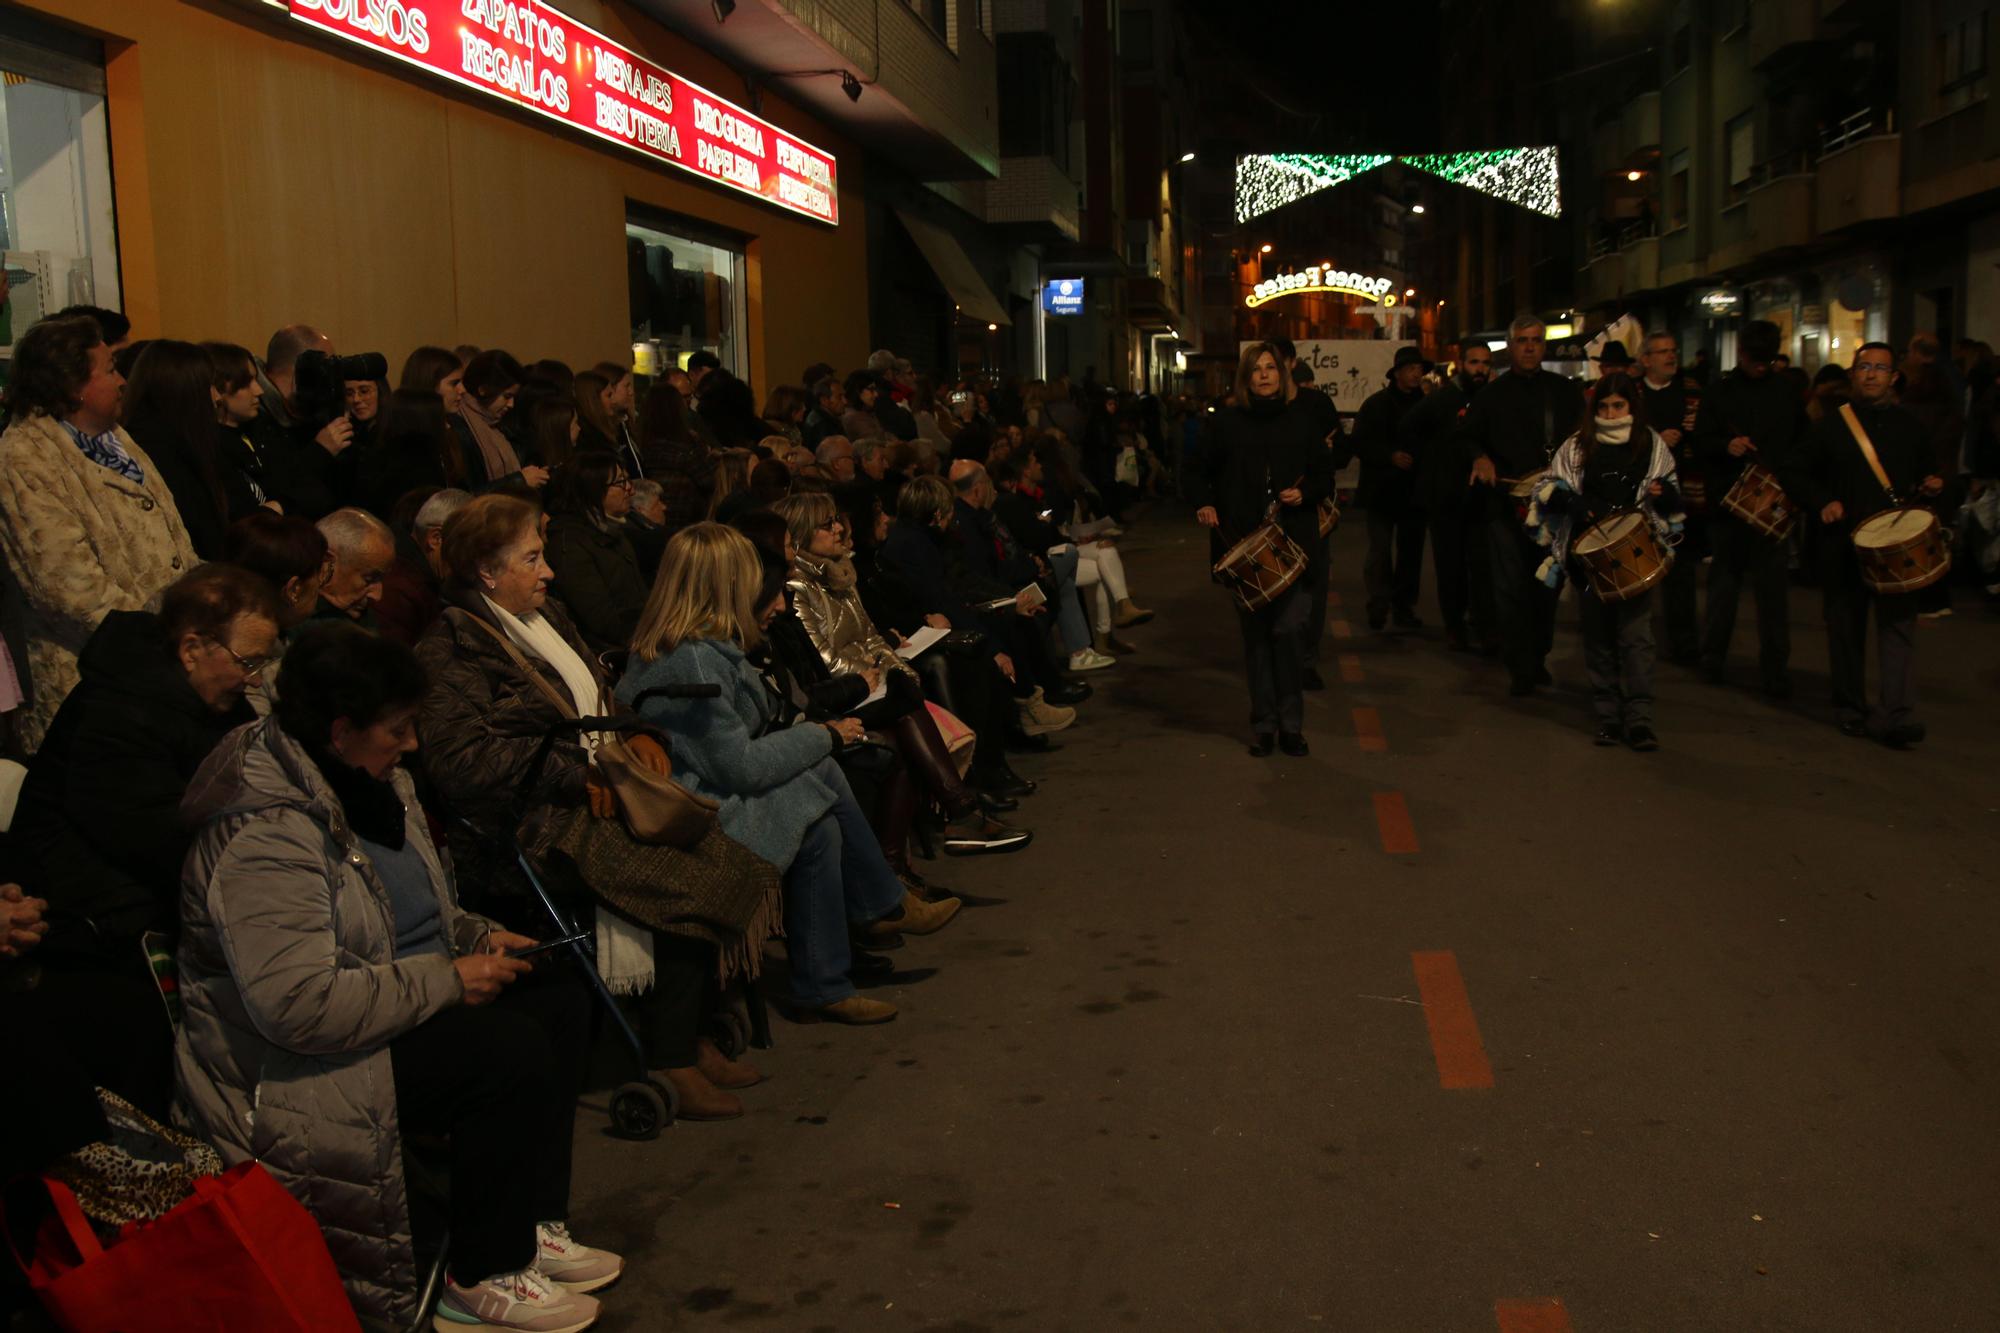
0, 11, 120, 357
625, 213, 747, 384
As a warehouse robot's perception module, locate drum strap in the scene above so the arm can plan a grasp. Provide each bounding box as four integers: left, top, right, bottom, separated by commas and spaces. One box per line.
1837, 403, 1897, 502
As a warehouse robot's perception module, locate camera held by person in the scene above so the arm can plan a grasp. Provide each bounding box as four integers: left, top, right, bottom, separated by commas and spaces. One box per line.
293, 349, 388, 454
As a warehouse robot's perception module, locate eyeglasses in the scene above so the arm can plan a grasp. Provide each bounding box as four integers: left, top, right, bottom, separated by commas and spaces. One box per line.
210, 638, 274, 679
815, 518, 843, 532
610, 476, 633, 491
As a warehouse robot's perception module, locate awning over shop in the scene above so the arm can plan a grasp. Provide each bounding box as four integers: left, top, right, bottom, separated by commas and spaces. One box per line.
894, 209, 1011, 326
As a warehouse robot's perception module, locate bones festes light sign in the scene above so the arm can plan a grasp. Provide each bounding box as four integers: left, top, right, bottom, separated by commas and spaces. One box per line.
1244, 264, 1396, 309
284, 0, 839, 224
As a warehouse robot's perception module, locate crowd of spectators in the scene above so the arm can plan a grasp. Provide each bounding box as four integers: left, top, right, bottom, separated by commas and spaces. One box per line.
0, 307, 1172, 1332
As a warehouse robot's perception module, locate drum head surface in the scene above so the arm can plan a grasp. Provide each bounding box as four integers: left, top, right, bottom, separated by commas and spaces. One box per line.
1575, 510, 1643, 552
1854, 509, 1934, 546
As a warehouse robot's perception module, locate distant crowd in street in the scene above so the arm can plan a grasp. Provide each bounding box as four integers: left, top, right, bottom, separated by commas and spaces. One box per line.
0, 306, 1176, 1331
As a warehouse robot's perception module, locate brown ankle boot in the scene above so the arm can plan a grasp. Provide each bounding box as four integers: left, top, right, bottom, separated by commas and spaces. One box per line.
1113, 597, 1154, 627
660, 1065, 745, 1120
695, 1037, 764, 1090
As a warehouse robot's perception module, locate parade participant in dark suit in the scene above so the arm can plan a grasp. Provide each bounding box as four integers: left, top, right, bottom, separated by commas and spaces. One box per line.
1187, 342, 1334, 757
1354, 346, 1431, 631
1789, 343, 1945, 747
1456, 316, 1586, 695
1406, 343, 1496, 653
1637, 331, 1704, 664
1275, 339, 1346, 689
1691, 319, 1802, 697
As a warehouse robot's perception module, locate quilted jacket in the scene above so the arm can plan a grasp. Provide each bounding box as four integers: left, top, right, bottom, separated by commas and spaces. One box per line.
174, 717, 492, 1325
787, 552, 916, 684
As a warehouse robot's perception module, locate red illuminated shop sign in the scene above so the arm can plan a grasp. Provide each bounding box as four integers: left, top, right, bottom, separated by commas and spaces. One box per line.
285, 0, 839, 224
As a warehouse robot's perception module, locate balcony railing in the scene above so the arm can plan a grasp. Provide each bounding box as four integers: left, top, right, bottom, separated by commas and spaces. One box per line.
1821, 106, 1894, 156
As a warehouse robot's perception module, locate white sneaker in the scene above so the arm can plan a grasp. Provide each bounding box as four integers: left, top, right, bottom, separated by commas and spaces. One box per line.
433, 1266, 600, 1332
535, 1222, 623, 1293
1067, 647, 1117, 672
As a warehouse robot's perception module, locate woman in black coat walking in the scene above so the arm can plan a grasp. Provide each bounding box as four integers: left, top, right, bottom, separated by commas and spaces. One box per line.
1185, 342, 1334, 756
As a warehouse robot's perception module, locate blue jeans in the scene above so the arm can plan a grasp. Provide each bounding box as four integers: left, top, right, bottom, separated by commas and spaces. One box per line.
783, 759, 907, 1006
1045, 544, 1090, 654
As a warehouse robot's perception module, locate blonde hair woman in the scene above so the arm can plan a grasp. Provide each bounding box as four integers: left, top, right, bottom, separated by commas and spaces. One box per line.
621, 524, 961, 1024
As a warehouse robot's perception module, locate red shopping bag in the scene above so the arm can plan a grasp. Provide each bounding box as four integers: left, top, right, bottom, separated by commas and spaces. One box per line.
18, 1161, 361, 1332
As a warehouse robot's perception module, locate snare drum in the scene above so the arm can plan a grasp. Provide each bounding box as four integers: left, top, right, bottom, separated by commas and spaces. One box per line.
1317, 497, 1341, 538
1851, 506, 1951, 595
1571, 509, 1672, 603
1213, 521, 1308, 612
1718, 462, 1795, 540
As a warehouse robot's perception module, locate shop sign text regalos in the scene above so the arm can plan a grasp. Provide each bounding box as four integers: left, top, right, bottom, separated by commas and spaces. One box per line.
285, 0, 839, 224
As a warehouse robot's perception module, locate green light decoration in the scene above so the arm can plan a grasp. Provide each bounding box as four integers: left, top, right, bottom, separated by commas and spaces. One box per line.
1235, 148, 1562, 223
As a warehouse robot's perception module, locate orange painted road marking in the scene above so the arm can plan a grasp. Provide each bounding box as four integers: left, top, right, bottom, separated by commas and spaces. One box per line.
1372, 792, 1418, 854
1330, 619, 1352, 640
1353, 707, 1386, 752
1337, 653, 1364, 684
1494, 1297, 1573, 1333
1411, 950, 1494, 1090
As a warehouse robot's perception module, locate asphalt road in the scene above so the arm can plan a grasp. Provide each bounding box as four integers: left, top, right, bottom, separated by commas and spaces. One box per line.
570, 510, 2000, 1333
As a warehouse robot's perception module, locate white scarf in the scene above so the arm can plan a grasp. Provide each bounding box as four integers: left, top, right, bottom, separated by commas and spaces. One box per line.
478, 598, 655, 991
1594, 414, 1634, 446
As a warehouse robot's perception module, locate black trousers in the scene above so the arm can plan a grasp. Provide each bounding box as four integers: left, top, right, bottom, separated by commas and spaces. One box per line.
1301, 532, 1331, 667
1235, 582, 1307, 735
1822, 548, 1918, 732
1429, 498, 1495, 646
391, 964, 590, 1284
634, 932, 716, 1069
1365, 504, 1427, 619
1578, 587, 1656, 728
1658, 515, 1706, 662
1703, 515, 1790, 683
1484, 512, 1557, 685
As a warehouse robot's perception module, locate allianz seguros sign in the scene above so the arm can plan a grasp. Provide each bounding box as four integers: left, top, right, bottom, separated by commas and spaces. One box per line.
284, 0, 839, 223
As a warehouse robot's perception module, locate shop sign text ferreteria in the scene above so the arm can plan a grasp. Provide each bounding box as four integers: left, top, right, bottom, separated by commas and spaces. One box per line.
1245, 264, 1396, 309
285, 0, 839, 224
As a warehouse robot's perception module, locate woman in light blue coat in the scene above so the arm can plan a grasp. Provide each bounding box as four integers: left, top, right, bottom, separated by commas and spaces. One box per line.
619, 522, 960, 1023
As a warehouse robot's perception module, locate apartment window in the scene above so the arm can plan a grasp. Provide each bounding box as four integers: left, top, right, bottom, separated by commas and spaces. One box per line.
625, 212, 747, 382
1670, 24, 1692, 72
907, 0, 947, 41
1725, 112, 1754, 202
1938, 3, 1990, 113
1120, 8, 1153, 72
1667, 149, 1690, 228
1717, 0, 1746, 36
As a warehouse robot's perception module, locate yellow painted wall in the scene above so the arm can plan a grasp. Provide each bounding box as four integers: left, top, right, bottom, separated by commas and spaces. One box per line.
34, 0, 871, 390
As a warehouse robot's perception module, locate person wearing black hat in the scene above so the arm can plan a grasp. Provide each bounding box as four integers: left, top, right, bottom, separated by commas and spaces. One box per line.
1353, 345, 1432, 630
1691, 319, 1803, 696
1455, 316, 1587, 694
1594, 339, 1635, 378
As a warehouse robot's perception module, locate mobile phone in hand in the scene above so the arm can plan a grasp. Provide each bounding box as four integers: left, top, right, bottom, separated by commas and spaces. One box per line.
505, 932, 589, 960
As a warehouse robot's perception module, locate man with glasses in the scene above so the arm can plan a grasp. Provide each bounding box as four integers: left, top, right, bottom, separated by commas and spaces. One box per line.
1692, 320, 1802, 697
1408, 343, 1496, 653
1638, 332, 1705, 664
1458, 316, 1585, 694
1790, 342, 1945, 747
315, 507, 396, 631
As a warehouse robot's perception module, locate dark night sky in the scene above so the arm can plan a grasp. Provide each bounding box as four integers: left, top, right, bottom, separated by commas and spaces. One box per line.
1179, 0, 1444, 155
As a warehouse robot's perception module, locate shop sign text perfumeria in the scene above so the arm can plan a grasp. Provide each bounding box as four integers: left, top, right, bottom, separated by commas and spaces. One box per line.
284, 0, 839, 223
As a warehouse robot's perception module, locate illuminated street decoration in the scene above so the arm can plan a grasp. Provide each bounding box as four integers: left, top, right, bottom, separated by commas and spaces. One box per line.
1245, 263, 1396, 308
1235, 148, 1561, 223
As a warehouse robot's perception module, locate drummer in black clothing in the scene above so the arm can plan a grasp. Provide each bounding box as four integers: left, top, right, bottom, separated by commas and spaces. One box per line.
1691, 320, 1802, 697
1188, 342, 1335, 757
1636, 332, 1705, 664
1788, 343, 1945, 747
1456, 316, 1586, 695
1275, 338, 1346, 690
1405, 343, 1496, 653
1354, 346, 1432, 632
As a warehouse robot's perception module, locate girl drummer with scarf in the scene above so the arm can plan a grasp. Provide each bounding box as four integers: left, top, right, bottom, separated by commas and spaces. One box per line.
1526, 371, 1683, 750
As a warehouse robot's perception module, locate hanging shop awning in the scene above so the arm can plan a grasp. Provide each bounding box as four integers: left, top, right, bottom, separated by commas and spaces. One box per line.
894, 209, 1011, 326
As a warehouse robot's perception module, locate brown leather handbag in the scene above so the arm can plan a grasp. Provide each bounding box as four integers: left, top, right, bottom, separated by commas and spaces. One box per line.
465, 615, 718, 849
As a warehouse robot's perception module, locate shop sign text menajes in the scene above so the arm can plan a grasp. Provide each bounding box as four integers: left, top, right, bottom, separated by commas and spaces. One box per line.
286, 0, 839, 224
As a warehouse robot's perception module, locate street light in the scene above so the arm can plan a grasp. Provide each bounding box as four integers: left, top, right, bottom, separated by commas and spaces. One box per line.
1260, 243, 1273, 253
1404, 287, 1416, 297
1410, 204, 1426, 214
1180, 151, 1196, 163
987, 323, 998, 332
1626, 170, 1642, 182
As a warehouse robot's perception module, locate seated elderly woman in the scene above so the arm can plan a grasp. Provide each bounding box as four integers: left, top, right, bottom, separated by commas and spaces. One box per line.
16, 564, 277, 1121
175, 621, 617, 1332
416, 494, 778, 1121
774, 491, 1029, 859
620, 523, 959, 1025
